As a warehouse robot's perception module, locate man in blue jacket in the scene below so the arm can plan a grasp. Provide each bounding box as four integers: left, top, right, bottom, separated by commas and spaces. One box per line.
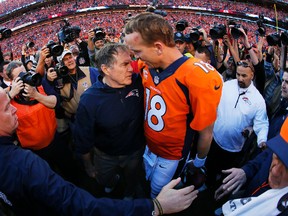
0, 86, 198, 216
74, 43, 145, 198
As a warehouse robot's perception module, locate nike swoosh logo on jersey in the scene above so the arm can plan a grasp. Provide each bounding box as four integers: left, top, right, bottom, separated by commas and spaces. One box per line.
214, 85, 221, 90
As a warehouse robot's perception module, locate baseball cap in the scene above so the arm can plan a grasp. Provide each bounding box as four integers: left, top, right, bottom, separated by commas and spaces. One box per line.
267, 117, 288, 168
184, 33, 192, 43
174, 32, 185, 42
59, 50, 72, 62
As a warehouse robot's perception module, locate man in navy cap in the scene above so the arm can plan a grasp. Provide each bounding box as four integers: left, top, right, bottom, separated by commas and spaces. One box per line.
174, 32, 192, 57
218, 117, 288, 215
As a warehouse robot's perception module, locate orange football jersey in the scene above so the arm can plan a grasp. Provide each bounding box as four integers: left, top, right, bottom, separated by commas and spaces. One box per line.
139, 56, 222, 160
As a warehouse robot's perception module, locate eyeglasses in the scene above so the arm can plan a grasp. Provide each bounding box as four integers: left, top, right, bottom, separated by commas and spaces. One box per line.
236, 61, 254, 72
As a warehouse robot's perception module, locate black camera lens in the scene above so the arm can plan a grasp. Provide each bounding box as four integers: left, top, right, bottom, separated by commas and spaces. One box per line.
18, 72, 42, 87
231, 25, 243, 39
190, 26, 202, 41
176, 19, 188, 32
0, 27, 12, 40
26, 42, 35, 48
210, 24, 226, 40
266, 33, 281, 46
281, 32, 288, 46
46, 41, 64, 58
55, 64, 69, 78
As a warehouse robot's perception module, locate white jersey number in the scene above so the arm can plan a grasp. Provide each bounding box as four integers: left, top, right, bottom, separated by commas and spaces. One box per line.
145, 88, 166, 132
194, 60, 215, 73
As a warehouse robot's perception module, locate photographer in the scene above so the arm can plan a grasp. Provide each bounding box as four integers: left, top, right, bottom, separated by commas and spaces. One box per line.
21, 42, 37, 72
68, 37, 90, 67
87, 28, 106, 67
228, 24, 265, 95
4, 61, 82, 186
45, 49, 98, 122
35, 44, 58, 76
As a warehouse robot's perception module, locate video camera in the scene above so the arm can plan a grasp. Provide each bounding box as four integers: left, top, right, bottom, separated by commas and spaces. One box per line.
0, 27, 12, 41
176, 19, 188, 32
256, 14, 266, 37
209, 23, 226, 40
18, 72, 42, 87
46, 40, 64, 58
58, 19, 81, 43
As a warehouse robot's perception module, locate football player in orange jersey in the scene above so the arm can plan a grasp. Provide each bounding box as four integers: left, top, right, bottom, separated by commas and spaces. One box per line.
124, 12, 223, 198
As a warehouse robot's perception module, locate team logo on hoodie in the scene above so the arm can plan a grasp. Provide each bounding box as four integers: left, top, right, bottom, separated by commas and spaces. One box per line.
125, 89, 139, 98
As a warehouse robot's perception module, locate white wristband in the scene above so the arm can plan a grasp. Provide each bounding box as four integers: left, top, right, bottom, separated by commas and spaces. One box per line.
194, 154, 206, 168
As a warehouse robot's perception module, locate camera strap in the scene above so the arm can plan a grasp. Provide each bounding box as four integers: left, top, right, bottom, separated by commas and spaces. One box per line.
13, 96, 39, 105
12, 87, 40, 105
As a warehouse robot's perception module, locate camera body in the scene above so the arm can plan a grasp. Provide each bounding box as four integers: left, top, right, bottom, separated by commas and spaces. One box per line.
93, 27, 106, 41
266, 33, 281, 46
210, 23, 226, 40
281, 31, 288, 46
256, 14, 266, 37
190, 26, 203, 41
26, 41, 35, 48
58, 23, 81, 43
176, 19, 188, 32
18, 72, 42, 87
230, 24, 244, 39
0, 27, 12, 40
46, 40, 64, 58
146, 5, 167, 17
54, 63, 69, 78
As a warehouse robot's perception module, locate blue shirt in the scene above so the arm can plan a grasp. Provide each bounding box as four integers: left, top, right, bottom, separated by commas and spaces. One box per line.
0, 136, 153, 216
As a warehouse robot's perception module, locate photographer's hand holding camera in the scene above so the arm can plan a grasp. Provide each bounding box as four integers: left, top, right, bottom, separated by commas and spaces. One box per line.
8, 76, 24, 100
6, 61, 56, 108
46, 67, 58, 82
87, 28, 105, 67
229, 24, 265, 95
36, 45, 52, 76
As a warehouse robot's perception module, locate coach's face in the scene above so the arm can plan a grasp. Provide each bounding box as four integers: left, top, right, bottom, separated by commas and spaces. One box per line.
0, 88, 18, 136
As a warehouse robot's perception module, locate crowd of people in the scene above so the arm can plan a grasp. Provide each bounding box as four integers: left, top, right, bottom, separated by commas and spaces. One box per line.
0, 1, 288, 216
0, 10, 278, 60
0, 0, 287, 22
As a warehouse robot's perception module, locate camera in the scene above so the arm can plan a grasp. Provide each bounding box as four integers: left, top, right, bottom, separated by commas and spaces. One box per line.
0, 27, 12, 40
190, 26, 203, 41
176, 19, 188, 32
58, 19, 81, 43
266, 33, 281, 46
146, 5, 167, 17
281, 31, 288, 46
256, 14, 266, 37
0, 27, 12, 38
46, 40, 64, 58
210, 23, 226, 40
230, 24, 244, 39
18, 72, 42, 87
54, 63, 69, 78
26, 42, 35, 48
93, 27, 106, 41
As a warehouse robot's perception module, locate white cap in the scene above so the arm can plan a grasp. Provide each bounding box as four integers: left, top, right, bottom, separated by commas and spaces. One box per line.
58, 49, 72, 62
